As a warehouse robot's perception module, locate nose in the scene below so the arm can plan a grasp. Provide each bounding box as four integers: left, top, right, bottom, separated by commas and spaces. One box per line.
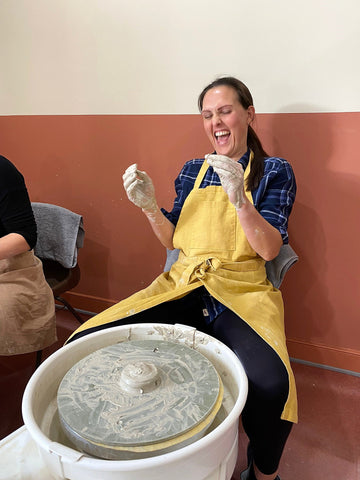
212, 112, 222, 126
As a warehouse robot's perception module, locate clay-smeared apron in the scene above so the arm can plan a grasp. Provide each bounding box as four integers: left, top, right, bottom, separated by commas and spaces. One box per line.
68, 158, 298, 423
0, 250, 56, 355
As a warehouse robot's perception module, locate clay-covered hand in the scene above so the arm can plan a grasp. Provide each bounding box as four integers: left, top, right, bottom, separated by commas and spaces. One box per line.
206, 154, 246, 209
123, 163, 157, 212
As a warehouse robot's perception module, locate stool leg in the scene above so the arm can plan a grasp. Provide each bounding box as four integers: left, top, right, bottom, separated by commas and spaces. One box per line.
35, 350, 43, 370
55, 296, 85, 324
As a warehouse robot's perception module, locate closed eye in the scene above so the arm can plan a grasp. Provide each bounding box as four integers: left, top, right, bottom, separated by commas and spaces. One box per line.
201, 111, 212, 120
218, 107, 232, 115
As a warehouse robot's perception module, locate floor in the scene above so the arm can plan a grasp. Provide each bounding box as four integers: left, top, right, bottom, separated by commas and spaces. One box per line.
234, 363, 360, 480
1, 308, 359, 480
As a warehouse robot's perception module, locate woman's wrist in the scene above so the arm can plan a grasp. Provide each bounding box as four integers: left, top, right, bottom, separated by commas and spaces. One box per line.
142, 206, 165, 226
235, 196, 252, 213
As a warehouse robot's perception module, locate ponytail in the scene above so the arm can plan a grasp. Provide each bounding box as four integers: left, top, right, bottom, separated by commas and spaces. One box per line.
246, 125, 268, 191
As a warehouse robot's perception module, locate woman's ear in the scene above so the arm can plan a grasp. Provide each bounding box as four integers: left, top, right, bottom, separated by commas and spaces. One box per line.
247, 105, 255, 124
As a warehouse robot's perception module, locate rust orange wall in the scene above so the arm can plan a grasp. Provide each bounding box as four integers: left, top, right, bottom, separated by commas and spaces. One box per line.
0, 112, 359, 371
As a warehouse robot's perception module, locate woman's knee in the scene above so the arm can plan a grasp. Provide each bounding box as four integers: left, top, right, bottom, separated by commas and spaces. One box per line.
212, 310, 289, 407
250, 370, 289, 407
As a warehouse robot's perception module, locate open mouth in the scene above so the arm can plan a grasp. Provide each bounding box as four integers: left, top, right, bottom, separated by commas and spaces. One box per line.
214, 130, 230, 145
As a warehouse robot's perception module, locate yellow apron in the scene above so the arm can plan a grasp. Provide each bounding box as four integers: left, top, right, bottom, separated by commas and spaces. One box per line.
68, 157, 298, 423
0, 250, 56, 355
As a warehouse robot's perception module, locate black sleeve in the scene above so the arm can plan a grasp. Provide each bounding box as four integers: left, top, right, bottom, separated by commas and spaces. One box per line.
0, 156, 37, 249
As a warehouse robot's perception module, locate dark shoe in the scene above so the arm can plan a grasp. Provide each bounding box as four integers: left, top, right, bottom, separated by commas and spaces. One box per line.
247, 443, 254, 466
240, 467, 251, 480
240, 464, 281, 480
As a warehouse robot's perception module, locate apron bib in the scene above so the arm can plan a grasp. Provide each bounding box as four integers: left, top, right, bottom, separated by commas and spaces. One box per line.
0, 250, 56, 355
69, 157, 298, 422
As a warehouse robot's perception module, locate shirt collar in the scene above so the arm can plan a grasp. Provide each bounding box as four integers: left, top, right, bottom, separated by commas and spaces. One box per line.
238, 149, 250, 170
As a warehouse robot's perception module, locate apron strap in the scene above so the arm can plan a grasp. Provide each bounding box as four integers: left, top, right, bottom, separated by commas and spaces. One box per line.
194, 160, 210, 189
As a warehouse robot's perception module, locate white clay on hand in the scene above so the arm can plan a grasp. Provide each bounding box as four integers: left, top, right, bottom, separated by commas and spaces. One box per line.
122, 164, 157, 212
123, 163, 138, 193
206, 154, 246, 209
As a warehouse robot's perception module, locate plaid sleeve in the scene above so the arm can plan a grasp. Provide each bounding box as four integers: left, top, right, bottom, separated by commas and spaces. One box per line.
254, 158, 296, 244
161, 160, 203, 226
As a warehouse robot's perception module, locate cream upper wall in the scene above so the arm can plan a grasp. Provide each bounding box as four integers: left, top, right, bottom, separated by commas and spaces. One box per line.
0, 0, 359, 115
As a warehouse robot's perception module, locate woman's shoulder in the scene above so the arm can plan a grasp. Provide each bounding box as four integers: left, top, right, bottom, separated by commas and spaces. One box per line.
0, 155, 22, 173
0, 155, 25, 189
177, 158, 204, 179
263, 156, 295, 176
182, 158, 205, 169
264, 155, 292, 167
0, 155, 14, 169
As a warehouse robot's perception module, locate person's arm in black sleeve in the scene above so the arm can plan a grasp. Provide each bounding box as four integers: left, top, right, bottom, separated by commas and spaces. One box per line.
0, 156, 37, 260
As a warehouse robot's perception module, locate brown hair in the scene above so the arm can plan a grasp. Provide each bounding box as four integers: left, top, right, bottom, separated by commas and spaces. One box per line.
198, 76, 269, 191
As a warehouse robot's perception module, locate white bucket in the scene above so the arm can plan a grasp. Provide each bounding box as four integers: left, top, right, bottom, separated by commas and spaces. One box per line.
22, 323, 248, 480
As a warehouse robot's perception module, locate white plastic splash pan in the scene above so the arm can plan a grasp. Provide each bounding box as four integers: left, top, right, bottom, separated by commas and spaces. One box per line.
22, 323, 248, 480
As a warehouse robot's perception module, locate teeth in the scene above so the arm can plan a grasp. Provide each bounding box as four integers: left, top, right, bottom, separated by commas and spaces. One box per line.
215, 131, 229, 137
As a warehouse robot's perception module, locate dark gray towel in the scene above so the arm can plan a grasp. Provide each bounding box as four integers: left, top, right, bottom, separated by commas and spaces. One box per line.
265, 244, 298, 288
32, 202, 84, 269
164, 244, 298, 289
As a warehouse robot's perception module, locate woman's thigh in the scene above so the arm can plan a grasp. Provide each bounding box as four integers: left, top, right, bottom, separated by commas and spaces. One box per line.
69, 289, 210, 342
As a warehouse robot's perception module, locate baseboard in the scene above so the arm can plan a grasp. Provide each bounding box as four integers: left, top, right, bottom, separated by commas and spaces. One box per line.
58, 291, 117, 314
290, 358, 360, 377
287, 338, 360, 373
60, 292, 360, 373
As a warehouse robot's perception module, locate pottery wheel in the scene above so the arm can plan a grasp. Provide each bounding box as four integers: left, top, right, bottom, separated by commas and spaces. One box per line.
57, 340, 222, 455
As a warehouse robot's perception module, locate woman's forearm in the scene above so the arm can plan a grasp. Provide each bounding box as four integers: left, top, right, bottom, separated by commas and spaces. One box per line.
0, 233, 31, 260
236, 199, 282, 261
142, 207, 175, 250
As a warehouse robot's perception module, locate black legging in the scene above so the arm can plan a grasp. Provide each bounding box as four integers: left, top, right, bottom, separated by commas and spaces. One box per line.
212, 309, 293, 474
70, 288, 293, 474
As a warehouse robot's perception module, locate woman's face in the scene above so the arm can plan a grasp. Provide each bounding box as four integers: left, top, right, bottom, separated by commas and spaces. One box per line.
201, 85, 254, 161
